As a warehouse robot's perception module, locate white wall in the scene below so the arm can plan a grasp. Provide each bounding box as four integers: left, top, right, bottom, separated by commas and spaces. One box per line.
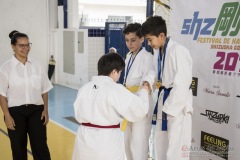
52, 28, 106, 89
68, 0, 80, 28
88, 37, 105, 80
0, 0, 56, 71
52, 29, 89, 89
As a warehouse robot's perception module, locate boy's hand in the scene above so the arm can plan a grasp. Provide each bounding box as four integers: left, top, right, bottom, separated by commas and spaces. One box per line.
141, 81, 151, 94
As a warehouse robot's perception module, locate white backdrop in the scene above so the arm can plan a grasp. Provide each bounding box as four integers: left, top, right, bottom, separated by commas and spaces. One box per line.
169, 1, 240, 160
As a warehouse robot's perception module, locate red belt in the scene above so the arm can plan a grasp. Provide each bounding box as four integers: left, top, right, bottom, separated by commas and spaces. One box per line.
81, 123, 120, 128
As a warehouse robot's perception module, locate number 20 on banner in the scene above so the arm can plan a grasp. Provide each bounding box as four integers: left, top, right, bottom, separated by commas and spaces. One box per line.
213, 51, 240, 72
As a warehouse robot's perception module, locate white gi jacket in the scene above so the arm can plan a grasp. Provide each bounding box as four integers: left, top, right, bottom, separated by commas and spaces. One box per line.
153, 38, 193, 118
124, 47, 155, 116
125, 47, 155, 89
124, 47, 155, 160
72, 76, 149, 160
153, 38, 193, 160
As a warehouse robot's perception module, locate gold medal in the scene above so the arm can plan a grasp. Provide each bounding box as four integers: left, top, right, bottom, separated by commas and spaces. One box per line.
155, 80, 162, 89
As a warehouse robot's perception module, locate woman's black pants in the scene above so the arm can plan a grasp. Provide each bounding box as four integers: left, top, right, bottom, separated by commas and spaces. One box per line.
6, 104, 51, 160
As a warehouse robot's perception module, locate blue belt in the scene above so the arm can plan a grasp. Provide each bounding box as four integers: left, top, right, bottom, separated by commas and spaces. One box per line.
152, 87, 172, 131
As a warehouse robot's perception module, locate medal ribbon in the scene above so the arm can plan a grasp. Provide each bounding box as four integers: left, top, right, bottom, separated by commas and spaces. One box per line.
158, 38, 169, 81
152, 38, 169, 128
124, 47, 143, 85
160, 38, 170, 131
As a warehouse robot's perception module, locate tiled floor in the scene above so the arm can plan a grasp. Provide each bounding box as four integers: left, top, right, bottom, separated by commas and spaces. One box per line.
48, 84, 79, 133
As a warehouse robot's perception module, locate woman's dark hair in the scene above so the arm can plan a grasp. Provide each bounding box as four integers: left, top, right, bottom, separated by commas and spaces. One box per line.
9, 30, 28, 45
98, 53, 125, 76
123, 23, 143, 38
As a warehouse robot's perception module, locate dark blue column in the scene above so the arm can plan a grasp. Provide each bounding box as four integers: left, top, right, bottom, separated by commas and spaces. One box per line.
58, 0, 63, 5
63, 0, 68, 28
58, 0, 67, 28
146, 0, 154, 17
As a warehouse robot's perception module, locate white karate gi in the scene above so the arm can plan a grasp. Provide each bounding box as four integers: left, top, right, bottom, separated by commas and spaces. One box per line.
153, 38, 193, 160
124, 48, 155, 160
72, 76, 149, 160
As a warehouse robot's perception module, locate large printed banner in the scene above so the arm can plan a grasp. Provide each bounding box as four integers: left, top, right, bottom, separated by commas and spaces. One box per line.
169, 1, 240, 160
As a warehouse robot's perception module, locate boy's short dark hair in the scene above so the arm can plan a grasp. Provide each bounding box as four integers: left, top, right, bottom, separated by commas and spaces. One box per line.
123, 23, 143, 38
98, 53, 125, 76
141, 16, 167, 37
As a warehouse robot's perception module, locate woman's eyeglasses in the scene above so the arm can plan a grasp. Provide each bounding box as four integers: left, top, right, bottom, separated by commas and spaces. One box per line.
15, 43, 32, 49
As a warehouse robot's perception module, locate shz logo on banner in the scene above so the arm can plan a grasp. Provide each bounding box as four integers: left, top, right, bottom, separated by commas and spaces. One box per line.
180, 2, 240, 78
181, 2, 239, 40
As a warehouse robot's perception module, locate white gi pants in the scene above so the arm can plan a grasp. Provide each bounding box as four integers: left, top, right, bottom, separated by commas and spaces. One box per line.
154, 112, 192, 160
124, 95, 153, 160
124, 116, 152, 160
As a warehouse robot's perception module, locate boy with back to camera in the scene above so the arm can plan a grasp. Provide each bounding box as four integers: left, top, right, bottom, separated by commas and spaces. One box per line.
122, 23, 155, 160
72, 53, 151, 160
141, 16, 193, 160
